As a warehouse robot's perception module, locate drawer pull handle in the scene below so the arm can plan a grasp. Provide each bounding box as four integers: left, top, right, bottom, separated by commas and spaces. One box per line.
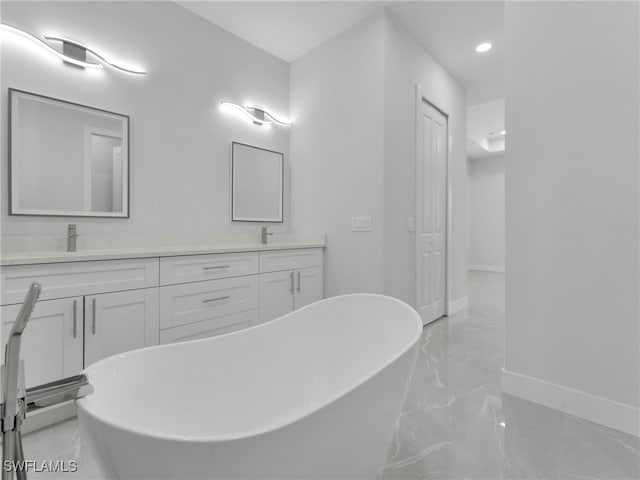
202, 295, 230, 303
289, 271, 294, 295
92, 298, 97, 335
297, 271, 301, 293
203, 265, 230, 270
72, 300, 77, 338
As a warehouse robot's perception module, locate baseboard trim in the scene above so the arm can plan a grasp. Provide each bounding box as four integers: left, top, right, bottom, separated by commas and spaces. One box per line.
467, 265, 505, 273
449, 297, 468, 315
502, 368, 639, 437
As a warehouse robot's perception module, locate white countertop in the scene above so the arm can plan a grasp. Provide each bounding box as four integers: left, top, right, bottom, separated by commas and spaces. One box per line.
0, 234, 326, 266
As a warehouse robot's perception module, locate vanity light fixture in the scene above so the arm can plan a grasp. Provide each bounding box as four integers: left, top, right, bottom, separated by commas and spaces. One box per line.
0, 22, 146, 75
44, 35, 146, 75
221, 102, 291, 127
475, 42, 492, 53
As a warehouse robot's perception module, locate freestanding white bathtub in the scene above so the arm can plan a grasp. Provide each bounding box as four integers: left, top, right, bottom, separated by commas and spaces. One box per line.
77, 294, 422, 479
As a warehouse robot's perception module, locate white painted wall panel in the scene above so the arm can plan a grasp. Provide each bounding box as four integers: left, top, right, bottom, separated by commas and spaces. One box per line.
469, 155, 505, 271
1, 1, 290, 235
504, 1, 639, 432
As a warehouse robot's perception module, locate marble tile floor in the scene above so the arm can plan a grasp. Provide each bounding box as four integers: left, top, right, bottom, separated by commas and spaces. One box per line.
15, 271, 640, 479
381, 271, 639, 480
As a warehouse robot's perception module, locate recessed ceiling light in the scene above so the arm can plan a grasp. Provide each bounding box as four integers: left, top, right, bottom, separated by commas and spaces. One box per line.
501, 130, 506, 135
476, 42, 492, 53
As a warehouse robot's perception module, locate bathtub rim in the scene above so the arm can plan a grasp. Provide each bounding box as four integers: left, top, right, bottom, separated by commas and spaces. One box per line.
76, 293, 423, 443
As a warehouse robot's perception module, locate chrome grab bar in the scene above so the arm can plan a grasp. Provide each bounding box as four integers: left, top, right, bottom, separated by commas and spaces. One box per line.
202, 295, 230, 303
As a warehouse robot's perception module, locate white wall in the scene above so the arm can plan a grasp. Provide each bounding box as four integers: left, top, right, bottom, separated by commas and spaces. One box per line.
468, 155, 504, 271
1, 1, 290, 235
503, 1, 639, 436
383, 13, 468, 308
290, 13, 386, 297
290, 10, 468, 306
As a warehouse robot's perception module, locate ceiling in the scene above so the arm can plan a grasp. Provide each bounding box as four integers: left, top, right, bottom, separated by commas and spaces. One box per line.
387, 2, 504, 106
176, 1, 386, 64
176, 1, 504, 106
176, 1, 505, 158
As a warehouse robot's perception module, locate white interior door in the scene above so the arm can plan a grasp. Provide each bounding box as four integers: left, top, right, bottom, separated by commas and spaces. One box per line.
416, 97, 447, 325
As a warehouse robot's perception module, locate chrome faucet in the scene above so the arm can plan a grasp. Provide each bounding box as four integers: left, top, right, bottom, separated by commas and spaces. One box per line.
1, 283, 93, 479
66, 224, 78, 252
261, 227, 274, 245
1, 283, 40, 480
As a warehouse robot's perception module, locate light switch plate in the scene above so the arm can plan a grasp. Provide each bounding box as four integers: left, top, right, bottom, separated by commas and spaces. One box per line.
352, 216, 372, 232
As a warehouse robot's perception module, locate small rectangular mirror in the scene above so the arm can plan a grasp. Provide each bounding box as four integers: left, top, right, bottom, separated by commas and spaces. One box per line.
9, 89, 130, 218
231, 142, 283, 223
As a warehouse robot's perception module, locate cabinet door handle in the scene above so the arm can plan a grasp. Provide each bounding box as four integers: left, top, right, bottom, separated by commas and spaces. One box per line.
202, 295, 230, 303
92, 298, 97, 335
297, 271, 301, 293
203, 265, 230, 271
72, 300, 77, 338
289, 271, 294, 294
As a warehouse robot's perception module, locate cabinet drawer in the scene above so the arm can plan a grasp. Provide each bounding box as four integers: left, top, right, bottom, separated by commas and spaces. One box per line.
159, 276, 258, 329
159, 309, 258, 344
160, 252, 258, 286
1, 259, 159, 305
259, 248, 323, 273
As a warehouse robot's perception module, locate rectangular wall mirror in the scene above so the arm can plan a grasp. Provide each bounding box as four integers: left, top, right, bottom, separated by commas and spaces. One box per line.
9, 89, 130, 218
231, 142, 283, 223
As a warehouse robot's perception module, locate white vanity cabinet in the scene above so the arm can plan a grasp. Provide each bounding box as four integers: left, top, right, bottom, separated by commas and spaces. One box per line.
0, 246, 324, 382
158, 253, 260, 344
0, 258, 160, 387
0, 298, 83, 389
84, 288, 159, 365
259, 249, 324, 323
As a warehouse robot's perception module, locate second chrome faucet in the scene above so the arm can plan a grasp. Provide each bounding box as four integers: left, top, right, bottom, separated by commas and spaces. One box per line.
261, 227, 274, 245
67, 224, 78, 252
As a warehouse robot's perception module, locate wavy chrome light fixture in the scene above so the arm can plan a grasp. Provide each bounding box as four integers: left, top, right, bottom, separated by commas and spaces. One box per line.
221, 101, 291, 127
0, 22, 146, 75
44, 35, 146, 75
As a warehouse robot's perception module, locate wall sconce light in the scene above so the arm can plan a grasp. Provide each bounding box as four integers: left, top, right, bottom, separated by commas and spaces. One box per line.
221, 102, 291, 127
0, 22, 147, 75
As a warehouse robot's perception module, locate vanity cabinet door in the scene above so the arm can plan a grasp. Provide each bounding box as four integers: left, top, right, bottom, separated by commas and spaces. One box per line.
84, 288, 159, 367
0, 297, 83, 389
259, 270, 295, 323
293, 267, 323, 310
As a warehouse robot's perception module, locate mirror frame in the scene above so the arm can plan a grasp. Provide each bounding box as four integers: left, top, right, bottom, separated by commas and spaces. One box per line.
8, 88, 131, 218
230, 141, 284, 223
